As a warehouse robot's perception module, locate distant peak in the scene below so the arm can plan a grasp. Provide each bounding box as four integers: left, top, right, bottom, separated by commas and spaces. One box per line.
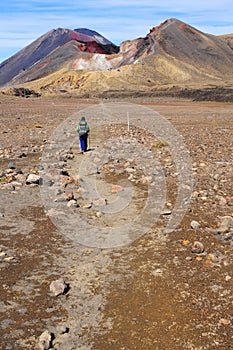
148, 18, 183, 34
75, 28, 100, 36
74, 28, 114, 46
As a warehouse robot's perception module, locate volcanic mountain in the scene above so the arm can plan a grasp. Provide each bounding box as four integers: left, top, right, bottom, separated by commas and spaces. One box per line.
1, 18, 233, 99
0, 28, 119, 87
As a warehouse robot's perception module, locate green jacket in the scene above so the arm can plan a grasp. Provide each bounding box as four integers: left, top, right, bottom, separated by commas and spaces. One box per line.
77, 120, 90, 136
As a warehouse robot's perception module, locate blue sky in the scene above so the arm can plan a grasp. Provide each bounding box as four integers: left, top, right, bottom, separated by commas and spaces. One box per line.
0, 0, 233, 63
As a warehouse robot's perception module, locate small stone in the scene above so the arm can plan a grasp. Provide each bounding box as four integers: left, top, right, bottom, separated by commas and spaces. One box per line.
55, 188, 63, 196
192, 191, 199, 198
8, 162, 15, 169
182, 240, 190, 246
28, 183, 39, 188
140, 175, 152, 184
128, 174, 134, 181
219, 197, 227, 206
151, 269, 163, 277
81, 324, 89, 330
26, 173, 42, 185
161, 209, 172, 215
54, 197, 66, 203
15, 173, 26, 183
203, 260, 212, 267
60, 175, 71, 184
217, 225, 229, 234
11, 181, 22, 187
93, 198, 107, 206
211, 285, 221, 292
82, 203, 92, 209
226, 196, 233, 206
213, 173, 220, 181
65, 153, 74, 160
64, 192, 74, 201
56, 324, 69, 335
191, 241, 205, 254
185, 256, 193, 261
125, 167, 136, 174
218, 318, 231, 326
3, 256, 15, 262
111, 184, 124, 193
217, 216, 233, 234
0, 183, 15, 191
71, 175, 79, 186
37, 165, 44, 171
196, 256, 203, 261
190, 220, 201, 229
201, 332, 208, 337
225, 275, 231, 281
38, 330, 52, 350
67, 199, 77, 207
206, 253, 219, 263
49, 278, 67, 296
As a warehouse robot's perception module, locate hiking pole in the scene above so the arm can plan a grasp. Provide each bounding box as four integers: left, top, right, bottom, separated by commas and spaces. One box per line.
88, 132, 90, 151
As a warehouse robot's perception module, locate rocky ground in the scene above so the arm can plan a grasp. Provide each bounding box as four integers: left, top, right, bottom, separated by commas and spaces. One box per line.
0, 95, 232, 350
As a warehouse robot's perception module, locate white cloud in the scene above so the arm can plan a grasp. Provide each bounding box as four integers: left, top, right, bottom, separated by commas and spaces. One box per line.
0, 0, 233, 63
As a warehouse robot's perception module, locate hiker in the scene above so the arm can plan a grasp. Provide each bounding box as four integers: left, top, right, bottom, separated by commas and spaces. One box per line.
77, 116, 90, 153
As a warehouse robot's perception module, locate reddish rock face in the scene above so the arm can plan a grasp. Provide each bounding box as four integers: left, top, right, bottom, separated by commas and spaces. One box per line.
78, 41, 118, 54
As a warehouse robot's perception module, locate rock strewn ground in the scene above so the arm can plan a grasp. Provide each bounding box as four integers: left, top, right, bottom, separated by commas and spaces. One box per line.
0, 96, 232, 349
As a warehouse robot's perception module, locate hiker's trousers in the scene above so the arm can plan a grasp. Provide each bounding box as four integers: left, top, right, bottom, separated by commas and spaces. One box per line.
79, 133, 88, 151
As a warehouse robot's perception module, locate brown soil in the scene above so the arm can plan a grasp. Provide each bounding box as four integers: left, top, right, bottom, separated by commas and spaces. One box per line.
0, 95, 232, 349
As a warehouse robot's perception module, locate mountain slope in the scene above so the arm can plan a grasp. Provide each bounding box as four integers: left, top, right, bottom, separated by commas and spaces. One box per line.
0, 28, 119, 87
1, 18, 233, 97
116, 18, 233, 78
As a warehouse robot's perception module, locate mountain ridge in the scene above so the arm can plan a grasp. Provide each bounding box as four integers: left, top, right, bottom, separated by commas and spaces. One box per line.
1, 18, 233, 99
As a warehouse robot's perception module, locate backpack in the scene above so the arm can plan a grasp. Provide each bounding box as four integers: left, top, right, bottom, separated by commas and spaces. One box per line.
78, 121, 89, 136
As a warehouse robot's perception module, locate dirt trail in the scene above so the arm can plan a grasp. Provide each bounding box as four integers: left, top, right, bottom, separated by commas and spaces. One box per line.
0, 96, 232, 349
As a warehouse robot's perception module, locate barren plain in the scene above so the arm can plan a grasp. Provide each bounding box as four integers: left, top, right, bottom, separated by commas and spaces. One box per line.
0, 95, 232, 350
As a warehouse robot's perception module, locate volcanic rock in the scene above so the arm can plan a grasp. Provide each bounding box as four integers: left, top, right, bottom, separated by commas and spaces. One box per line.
217, 216, 233, 234
191, 241, 205, 254
26, 174, 42, 185
49, 278, 68, 296
190, 220, 201, 230
38, 330, 52, 350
